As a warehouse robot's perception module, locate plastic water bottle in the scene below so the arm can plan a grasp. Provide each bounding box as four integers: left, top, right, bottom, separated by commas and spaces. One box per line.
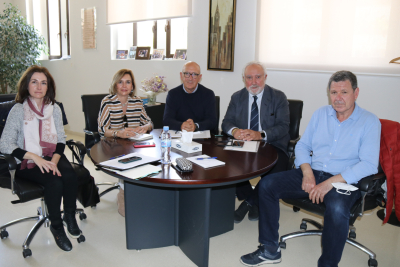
161, 126, 171, 164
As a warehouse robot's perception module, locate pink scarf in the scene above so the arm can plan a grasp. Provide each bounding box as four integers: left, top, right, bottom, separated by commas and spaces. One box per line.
21, 97, 57, 169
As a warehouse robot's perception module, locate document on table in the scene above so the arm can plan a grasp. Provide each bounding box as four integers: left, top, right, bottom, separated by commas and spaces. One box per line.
98, 152, 160, 170
223, 140, 260, 153
168, 130, 211, 139
186, 154, 225, 169
115, 164, 162, 180
128, 133, 153, 141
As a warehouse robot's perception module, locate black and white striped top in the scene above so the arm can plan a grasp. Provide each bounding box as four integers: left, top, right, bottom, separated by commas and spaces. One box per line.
97, 94, 152, 136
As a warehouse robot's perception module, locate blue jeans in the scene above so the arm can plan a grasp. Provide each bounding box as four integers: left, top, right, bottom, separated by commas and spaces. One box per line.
258, 168, 361, 267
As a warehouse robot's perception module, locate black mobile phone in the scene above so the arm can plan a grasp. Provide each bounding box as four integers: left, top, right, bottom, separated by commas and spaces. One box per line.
118, 156, 142, 163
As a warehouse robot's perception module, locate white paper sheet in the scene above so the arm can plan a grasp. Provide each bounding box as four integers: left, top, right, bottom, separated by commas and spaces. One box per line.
115, 164, 162, 180
186, 154, 225, 169
128, 133, 153, 141
223, 140, 260, 153
98, 152, 160, 170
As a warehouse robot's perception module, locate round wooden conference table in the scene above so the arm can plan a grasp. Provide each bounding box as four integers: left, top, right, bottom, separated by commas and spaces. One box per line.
90, 129, 277, 267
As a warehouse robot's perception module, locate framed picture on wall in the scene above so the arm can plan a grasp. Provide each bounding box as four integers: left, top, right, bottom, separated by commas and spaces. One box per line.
136, 47, 151, 60
116, 50, 128, 59
207, 0, 236, 72
173, 49, 187, 60
129, 46, 137, 59
151, 49, 165, 60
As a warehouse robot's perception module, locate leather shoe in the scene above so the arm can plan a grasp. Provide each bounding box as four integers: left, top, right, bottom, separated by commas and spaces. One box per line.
50, 225, 72, 252
63, 212, 81, 239
248, 204, 259, 221
234, 201, 250, 223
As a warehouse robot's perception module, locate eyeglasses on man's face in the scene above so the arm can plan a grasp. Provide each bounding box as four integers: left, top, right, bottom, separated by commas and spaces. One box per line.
182, 72, 200, 79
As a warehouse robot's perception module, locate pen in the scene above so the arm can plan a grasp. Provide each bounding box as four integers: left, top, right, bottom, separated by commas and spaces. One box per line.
110, 154, 125, 160
196, 157, 217, 160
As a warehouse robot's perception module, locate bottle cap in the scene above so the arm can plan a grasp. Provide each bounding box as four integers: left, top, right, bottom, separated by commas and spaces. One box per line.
163, 126, 169, 131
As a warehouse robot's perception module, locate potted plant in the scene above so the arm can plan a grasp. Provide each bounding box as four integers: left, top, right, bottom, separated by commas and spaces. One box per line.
0, 3, 47, 94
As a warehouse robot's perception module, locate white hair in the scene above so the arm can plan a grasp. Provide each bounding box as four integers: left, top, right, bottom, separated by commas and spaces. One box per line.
242, 61, 266, 77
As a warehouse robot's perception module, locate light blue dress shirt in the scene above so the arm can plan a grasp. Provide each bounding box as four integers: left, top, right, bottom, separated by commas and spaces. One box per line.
294, 104, 381, 185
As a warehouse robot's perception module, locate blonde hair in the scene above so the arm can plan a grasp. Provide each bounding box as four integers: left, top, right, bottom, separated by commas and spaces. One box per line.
110, 69, 136, 97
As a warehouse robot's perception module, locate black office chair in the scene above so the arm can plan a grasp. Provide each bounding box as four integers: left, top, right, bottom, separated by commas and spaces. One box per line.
0, 101, 93, 258
287, 99, 303, 158
214, 96, 220, 134
81, 94, 119, 198
280, 171, 385, 267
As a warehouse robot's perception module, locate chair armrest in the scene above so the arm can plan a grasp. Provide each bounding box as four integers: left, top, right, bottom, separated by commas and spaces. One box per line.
84, 130, 101, 144
358, 172, 386, 192
0, 153, 17, 170
66, 140, 87, 165
0, 153, 17, 194
287, 137, 300, 154
357, 172, 386, 217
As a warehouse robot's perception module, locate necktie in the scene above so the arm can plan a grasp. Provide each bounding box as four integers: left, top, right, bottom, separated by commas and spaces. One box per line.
250, 96, 259, 131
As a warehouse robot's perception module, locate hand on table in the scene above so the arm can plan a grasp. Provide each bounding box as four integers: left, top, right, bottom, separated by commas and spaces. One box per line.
234, 129, 262, 141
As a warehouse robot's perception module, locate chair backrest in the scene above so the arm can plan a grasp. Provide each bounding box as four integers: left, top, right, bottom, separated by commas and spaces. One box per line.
145, 103, 165, 129
81, 94, 108, 133
0, 94, 16, 103
288, 99, 303, 140
215, 96, 220, 133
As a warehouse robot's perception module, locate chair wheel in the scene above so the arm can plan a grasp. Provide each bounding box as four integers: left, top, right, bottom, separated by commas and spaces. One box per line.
1, 230, 9, 239
22, 248, 32, 258
77, 235, 85, 243
79, 213, 87, 220
279, 242, 286, 249
300, 222, 307, 230
349, 231, 356, 239
293, 206, 300, 212
368, 258, 377, 267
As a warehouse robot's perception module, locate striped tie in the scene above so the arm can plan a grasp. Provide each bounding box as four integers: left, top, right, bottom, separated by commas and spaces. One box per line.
250, 96, 259, 131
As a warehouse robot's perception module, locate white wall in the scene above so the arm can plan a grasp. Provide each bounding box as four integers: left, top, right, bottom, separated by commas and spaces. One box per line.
14, 0, 400, 135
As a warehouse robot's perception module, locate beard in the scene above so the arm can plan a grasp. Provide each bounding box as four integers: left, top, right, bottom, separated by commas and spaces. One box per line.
246, 85, 264, 96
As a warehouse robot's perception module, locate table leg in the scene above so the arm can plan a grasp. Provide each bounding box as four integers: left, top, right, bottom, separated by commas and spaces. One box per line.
124, 181, 176, 249
178, 185, 236, 267
179, 188, 211, 267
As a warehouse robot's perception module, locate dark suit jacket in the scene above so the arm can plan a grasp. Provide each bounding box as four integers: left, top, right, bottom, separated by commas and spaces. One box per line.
221, 85, 290, 155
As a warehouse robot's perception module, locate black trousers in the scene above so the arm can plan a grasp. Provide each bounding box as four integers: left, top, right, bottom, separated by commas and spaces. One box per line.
16, 154, 78, 227
235, 146, 289, 207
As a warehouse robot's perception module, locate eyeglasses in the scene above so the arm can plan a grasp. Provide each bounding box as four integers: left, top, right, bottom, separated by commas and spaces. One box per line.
123, 115, 128, 128
182, 72, 200, 79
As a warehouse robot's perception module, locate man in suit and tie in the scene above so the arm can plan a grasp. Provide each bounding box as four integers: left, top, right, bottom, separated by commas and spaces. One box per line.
222, 61, 290, 223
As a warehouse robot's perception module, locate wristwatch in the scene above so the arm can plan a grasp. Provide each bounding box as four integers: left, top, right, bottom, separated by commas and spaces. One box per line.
260, 131, 266, 139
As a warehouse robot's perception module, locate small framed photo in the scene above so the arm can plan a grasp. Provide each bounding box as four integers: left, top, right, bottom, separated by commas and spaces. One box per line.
151, 49, 164, 60
116, 50, 128, 59
173, 49, 187, 60
128, 46, 137, 59
136, 47, 151, 60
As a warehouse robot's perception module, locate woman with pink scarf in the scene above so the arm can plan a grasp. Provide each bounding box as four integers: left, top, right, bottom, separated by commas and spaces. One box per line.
0, 66, 81, 252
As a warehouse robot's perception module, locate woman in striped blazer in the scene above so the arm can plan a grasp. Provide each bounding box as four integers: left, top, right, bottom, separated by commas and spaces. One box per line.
98, 69, 153, 139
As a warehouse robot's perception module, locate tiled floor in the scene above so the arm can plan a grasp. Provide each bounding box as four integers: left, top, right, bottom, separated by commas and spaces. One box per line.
0, 133, 399, 267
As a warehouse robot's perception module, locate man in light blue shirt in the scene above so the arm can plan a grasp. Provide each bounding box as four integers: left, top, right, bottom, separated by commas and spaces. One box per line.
240, 70, 381, 267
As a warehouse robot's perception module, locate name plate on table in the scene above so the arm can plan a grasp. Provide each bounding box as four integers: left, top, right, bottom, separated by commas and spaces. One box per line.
171, 139, 202, 153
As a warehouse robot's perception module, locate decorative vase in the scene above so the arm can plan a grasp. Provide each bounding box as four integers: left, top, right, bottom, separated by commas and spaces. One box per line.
146, 92, 158, 106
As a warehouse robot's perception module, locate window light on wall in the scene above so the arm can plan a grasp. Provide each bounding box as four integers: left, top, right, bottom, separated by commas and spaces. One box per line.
256, 0, 400, 75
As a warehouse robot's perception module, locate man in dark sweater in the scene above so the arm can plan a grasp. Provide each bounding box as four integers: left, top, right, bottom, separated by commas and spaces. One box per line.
163, 61, 217, 132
